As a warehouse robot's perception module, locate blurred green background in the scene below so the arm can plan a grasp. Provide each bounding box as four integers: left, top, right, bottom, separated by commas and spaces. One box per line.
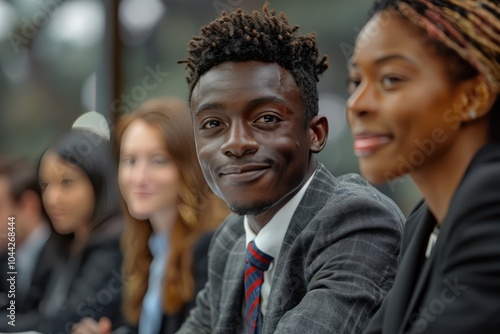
0, 0, 421, 216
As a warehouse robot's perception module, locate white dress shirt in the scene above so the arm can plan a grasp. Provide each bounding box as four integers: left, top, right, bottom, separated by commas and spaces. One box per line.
244, 171, 315, 316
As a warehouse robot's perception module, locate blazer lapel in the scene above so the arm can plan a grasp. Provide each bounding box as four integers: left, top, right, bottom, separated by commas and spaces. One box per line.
270, 163, 336, 280
264, 164, 337, 328
395, 210, 437, 334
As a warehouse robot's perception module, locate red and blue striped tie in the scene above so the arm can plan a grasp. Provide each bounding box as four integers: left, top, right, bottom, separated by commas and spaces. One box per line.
244, 240, 273, 334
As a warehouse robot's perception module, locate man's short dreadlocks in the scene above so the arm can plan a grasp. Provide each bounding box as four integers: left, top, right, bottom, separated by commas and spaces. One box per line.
179, 4, 328, 123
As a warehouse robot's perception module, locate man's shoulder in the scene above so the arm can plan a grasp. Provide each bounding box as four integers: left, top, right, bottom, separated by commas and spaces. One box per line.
208, 213, 245, 253
319, 170, 401, 213
303, 170, 404, 234
311, 164, 388, 199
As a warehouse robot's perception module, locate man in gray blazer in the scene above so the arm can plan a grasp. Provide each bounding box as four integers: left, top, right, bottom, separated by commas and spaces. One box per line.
176, 5, 405, 334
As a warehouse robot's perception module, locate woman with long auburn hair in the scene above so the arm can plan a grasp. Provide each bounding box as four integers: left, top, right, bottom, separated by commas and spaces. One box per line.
73, 98, 230, 334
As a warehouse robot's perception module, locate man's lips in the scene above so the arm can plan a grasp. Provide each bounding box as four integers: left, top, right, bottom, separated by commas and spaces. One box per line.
353, 133, 393, 157
218, 164, 271, 183
219, 163, 270, 175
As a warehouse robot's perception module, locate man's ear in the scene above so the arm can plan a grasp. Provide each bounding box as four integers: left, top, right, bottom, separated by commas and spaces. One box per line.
459, 76, 496, 123
308, 115, 328, 153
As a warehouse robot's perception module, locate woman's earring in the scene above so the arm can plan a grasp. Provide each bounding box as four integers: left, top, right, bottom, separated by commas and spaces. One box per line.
468, 110, 477, 120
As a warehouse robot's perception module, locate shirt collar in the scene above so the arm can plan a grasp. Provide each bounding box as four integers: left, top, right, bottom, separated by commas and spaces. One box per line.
244, 169, 316, 259
148, 232, 169, 258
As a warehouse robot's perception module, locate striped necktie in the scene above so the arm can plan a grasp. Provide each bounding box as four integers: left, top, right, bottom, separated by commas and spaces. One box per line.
244, 240, 273, 334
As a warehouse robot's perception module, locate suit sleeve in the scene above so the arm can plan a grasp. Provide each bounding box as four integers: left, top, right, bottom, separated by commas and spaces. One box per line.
273, 193, 403, 334
407, 167, 500, 334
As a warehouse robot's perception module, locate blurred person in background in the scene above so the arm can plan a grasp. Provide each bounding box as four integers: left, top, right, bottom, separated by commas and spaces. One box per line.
0, 155, 58, 315
72, 98, 230, 334
0, 112, 125, 333
347, 0, 500, 333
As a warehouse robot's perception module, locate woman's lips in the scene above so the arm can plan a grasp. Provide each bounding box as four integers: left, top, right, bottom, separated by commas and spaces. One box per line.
353, 135, 393, 157
49, 212, 66, 220
132, 191, 154, 197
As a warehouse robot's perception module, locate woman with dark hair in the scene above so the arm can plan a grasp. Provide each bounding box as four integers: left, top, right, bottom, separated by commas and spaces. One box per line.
72, 98, 230, 334
346, 0, 499, 333
1, 114, 125, 334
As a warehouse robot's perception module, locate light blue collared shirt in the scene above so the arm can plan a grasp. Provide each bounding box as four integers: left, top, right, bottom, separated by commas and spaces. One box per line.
139, 233, 170, 334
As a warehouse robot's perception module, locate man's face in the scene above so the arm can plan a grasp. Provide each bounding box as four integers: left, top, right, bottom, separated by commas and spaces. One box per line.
190, 61, 314, 218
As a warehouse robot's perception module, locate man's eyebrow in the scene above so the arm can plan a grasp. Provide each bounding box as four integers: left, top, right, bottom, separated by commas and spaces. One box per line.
245, 96, 291, 111
194, 96, 291, 116
194, 102, 224, 116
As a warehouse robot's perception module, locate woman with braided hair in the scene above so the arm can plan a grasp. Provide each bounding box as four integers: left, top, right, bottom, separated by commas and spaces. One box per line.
347, 0, 500, 333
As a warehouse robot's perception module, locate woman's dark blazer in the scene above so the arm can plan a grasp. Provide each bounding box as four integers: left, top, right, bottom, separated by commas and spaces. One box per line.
365, 142, 500, 334
0, 216, 125, 333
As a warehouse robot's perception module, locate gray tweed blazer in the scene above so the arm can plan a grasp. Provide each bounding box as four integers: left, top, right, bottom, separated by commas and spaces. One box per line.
176, 163, 405, 334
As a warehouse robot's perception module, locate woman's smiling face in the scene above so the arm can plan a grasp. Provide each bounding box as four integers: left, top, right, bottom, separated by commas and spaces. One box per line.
346, 11, 465, 184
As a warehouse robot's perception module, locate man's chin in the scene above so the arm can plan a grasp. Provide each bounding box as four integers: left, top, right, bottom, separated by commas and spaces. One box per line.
228, 199, 273, 216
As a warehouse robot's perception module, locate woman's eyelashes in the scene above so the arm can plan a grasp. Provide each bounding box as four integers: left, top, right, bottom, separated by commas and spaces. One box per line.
152, 158, 168, 165
347, 76, 361, 94
39, 179, 74, 192
62, 179, 74, 186
120, 157, 135, 165
120, 155, 169, 166
347, 73, 407, 94
380, 74, 406, 90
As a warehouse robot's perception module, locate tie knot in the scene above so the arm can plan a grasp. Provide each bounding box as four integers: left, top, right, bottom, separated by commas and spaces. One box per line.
246, 240, 273, 271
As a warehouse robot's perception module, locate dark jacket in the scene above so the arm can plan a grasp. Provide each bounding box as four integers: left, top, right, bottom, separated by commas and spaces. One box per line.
177, 164, 405, 334
0, 228, 59, 314
365, 142, 500, 334
0, 216, 125, 334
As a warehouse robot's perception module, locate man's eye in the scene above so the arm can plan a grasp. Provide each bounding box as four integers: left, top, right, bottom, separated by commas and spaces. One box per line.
203, 120, 221, 129
256, 115, 279, 123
